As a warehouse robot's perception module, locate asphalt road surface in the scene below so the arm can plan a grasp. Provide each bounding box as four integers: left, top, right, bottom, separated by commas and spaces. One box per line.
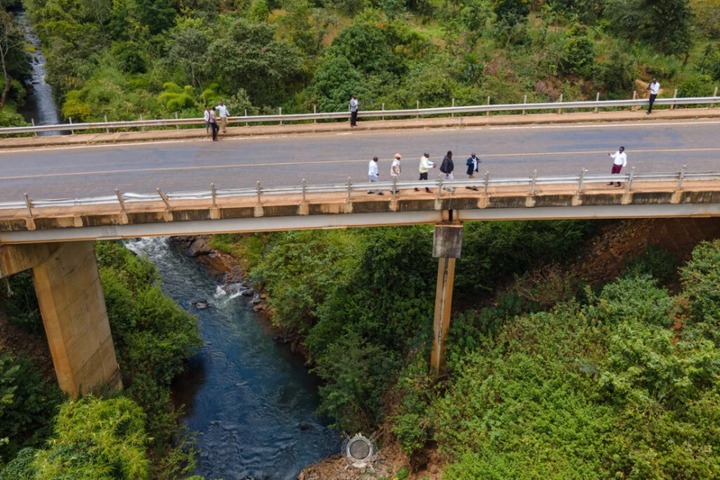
1, 119, 719, 203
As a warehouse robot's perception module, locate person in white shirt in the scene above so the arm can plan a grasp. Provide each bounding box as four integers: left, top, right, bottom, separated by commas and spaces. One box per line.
608, 146, 627, 187
367, 156, 383, 195
207, 109, 218, 141
203, 105, 212, 135
349, 95, 359, 127
390, 153, 401, 193
215, 100, 230, 133
415, 153, 435, 193
647, 79, 660, 114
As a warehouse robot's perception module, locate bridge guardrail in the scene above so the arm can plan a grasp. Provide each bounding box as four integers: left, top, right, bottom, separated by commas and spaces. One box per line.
1, 94, 719, 136
2, 167, 716, 214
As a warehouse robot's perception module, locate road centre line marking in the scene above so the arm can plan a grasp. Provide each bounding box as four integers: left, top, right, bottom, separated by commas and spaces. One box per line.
1, 147, 720, 181
488, 120, 720, 131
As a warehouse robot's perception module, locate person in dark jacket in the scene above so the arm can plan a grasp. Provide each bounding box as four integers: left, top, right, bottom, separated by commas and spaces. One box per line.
466, 153, 480, 177
440, 150, 454, 191
466, 152, 480, 190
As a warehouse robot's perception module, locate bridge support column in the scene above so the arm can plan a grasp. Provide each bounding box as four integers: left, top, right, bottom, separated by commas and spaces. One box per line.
1, 242, 121, 397
430, 222, 462, 373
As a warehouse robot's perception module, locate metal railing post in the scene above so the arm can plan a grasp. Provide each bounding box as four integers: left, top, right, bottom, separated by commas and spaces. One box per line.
279, 107, 282, 125
578, 168, 587, 193
530, 169, 537, 195
558, 94, 563, 114
672, 89, 678, 109
346, 177, 352, 201
632, 90, 637, 111
627, 166, 636, 191
211, 183, 217, 207
382, 103, 385, 121
31, 119, 38, 137
256, 181, 262, 204
313, 105, 317, 123
114, 189, 126, 212
416, 100, 420, 120
24, 193, 33, 217
523, 94, 527, 115
139, 114, 144, 131
68, 117, 73, 135
677, 165, 687, 190
105, 114, 110, 133
713, 88, 719, 108
174, 112, 179, 129
594, 92, 600, 113
486, 96, 491, 116
451, 98, 455, 118
301, 179, 307, 203
245, 109, 248, 127
157, 188, 171, 209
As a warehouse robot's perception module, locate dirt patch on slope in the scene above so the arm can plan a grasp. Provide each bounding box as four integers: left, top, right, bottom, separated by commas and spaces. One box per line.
0, 302, 55, 379
573, 218, 720, 286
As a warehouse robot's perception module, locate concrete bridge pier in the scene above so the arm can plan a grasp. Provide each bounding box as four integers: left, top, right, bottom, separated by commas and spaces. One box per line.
430, 221, 463, 373
0, 241, 122, 397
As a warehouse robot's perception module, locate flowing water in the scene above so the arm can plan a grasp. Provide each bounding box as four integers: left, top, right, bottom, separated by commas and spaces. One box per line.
126, 238, 339, 480
15, 12, 63, 135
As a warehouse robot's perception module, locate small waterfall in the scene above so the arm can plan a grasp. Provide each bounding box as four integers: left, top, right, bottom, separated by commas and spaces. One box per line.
15, 12, 63, 135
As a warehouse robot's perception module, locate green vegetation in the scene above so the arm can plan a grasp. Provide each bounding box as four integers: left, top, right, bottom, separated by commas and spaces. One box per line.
0, 241, 202, 479
244, 221, 595, 433
0, 0, 715, 125
234, 225, 720, 477
3, 219, 720, 478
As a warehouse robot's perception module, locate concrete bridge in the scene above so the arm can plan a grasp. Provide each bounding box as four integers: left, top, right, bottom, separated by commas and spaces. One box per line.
2, 173, 719, 398
2, 111, 720, 398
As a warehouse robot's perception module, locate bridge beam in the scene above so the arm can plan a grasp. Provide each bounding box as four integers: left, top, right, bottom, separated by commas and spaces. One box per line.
1, 242, 122, 397
430, 221, 463, 373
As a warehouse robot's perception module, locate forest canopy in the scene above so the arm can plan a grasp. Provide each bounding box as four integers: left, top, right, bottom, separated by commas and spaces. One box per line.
0, 0, 717, 123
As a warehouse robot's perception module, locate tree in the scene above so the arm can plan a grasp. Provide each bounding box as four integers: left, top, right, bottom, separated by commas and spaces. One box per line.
164, 18, 211, 88
203, 17, 304, 106
0, 9, 29, 111
603, 0, 692, 54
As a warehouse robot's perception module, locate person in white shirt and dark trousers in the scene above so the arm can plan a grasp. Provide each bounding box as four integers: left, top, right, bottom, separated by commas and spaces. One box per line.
647, 79, 660, 114
367, 156, 383, 195
349, 95, 359, 127
608, 146, 627, 187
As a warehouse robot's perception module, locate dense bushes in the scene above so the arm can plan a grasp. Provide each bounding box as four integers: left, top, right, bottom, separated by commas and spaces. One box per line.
1, 242, 202, 478
246, 221, 594, 433
432, 243, 720, 478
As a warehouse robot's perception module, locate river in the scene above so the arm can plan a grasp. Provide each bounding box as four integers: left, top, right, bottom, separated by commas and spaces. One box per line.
126, 237, 339, 480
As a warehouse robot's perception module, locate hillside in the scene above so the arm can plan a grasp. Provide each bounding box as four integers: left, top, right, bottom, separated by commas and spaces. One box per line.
298, 217, 720, 479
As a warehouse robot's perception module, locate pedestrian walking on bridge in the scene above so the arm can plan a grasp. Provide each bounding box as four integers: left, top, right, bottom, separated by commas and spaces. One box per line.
349, 95, 359, 127
608, 146, 627, 187
368, 156, 383, 195
647, 79, 660, 114
415, 153, 435, 193
215, 100, 230, 133
208, 108, 219, 141
390, 153, 402, 193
